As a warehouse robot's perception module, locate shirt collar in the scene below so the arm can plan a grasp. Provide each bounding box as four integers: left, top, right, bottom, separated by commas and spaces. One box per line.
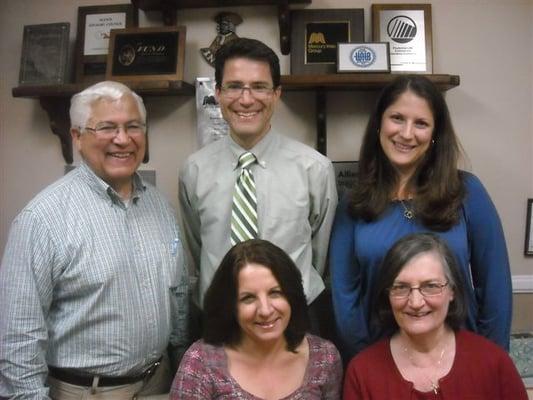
228, 130, 276, 170
77, 162, 146, 206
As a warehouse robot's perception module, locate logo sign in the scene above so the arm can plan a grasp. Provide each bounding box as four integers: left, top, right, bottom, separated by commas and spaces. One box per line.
337, 42, 390, 73
350, 46, 376, 68
387, 15, 417, 43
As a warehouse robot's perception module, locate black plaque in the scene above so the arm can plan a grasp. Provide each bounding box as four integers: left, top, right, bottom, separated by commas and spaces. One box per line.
19, 23, 70, 85
291, 9, 364, 75
107, 26, 186, 82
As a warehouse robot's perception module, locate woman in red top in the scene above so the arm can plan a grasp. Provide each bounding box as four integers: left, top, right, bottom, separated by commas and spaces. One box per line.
343, 233, 527, 400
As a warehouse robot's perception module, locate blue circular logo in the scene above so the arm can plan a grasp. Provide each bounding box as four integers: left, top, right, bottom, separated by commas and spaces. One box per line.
351, 46, 376, 68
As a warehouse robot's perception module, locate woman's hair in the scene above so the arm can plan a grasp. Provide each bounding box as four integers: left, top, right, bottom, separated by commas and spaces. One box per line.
350, 75, 465, 230
371, 233, 468, 336
203, 239, 309, 352
70, 81, 146, 129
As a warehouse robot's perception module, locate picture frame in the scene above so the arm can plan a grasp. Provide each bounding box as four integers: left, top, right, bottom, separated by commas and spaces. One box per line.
332, 161, 358, 199
337, 42, 390, 73
19, 22, 70, 85
106, 26, 186, 82
75, 4, 138, 83
372, 4, 433, 73
290, 9, 364, 75
524, 199, 533, 256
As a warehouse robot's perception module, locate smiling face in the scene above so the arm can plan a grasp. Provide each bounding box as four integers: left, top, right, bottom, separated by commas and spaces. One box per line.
379, 90, 435, 180
71, 94, 145, 198
216, 57, 281, 149
236, 263, 291, 348
389, 251, 454, 339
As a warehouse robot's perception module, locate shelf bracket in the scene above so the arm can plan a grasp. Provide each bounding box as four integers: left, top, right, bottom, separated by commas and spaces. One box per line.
316, 89, 327, 155
278, 1, 291, 55
39, 97, 73, 164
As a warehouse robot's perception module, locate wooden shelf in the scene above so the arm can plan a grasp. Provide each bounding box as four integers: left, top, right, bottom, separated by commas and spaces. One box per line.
12, 73, 460, 162
131, 0, 312, 54
12, 80, 194, 164
280, 73, 460, 155
12, 80, 194, 98
281, 73, 460, 91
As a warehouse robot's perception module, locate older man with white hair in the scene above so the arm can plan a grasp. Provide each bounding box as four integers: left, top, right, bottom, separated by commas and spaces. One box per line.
0, 81, 188, 399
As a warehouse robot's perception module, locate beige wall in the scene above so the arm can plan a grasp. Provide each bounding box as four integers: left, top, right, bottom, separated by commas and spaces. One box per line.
1, 0, 532, 290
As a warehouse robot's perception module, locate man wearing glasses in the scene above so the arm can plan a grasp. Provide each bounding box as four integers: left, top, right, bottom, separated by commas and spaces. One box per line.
0, 81, 188, 399
179, 38, 337, 335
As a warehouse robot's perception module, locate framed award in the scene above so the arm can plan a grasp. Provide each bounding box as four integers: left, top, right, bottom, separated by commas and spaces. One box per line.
372, 4, 433, 73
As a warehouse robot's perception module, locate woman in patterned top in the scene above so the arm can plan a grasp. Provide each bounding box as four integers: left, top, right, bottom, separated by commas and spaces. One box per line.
171, 239, 342, 399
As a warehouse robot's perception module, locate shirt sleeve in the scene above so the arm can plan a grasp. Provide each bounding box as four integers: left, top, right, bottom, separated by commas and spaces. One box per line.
170, 343, 214, 399
178, 163, 202, 277
463, 174, 512, 350
0, 211, 54, 400
497, 349, 529, 399
310, 160, 338, 276
343, 357, 364, 400
321, 341, 343, 400
329, 195, 370, 360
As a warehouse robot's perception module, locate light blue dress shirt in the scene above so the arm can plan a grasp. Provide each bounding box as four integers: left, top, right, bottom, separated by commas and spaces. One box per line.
0, 163, 188, 399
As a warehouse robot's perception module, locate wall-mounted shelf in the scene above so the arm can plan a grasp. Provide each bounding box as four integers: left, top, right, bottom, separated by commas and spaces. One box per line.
281, 73, 460, 155
12, 74, 459, 162
12, 80, 194, 164
131, 0, 312, 54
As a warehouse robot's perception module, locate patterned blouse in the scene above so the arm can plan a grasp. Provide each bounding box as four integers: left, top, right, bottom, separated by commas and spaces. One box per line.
170, 334, 342, 399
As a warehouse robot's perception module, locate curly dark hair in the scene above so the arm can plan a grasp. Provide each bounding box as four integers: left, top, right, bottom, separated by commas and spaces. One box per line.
203, 239, 309, 352
350, 75, 466, 231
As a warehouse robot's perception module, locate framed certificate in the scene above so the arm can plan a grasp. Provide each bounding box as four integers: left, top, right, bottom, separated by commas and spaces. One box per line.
372, 4, 432, 73
75, 4, 138, 83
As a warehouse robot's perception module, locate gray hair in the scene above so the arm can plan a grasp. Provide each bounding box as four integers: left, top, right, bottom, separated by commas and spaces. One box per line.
70, 81, 146, 129
372, 233, 468, 334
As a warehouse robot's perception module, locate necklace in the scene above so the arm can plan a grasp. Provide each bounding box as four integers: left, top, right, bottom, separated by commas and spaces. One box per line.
399, 199, 415, 219
403, 345, 446, 395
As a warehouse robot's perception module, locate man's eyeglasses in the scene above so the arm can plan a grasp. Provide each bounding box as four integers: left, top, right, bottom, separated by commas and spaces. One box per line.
388, 281, 449, 298
220, 83, 275, 99
84, 122, 146, 138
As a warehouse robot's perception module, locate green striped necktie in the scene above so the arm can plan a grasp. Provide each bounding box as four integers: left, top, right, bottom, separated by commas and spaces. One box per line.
231, 152, 258, 245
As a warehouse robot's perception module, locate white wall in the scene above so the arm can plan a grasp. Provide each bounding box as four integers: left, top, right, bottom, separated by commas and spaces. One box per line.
1, 0, 532, 277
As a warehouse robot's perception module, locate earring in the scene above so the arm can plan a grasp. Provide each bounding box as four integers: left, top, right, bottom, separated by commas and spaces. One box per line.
431, 139, 435, 145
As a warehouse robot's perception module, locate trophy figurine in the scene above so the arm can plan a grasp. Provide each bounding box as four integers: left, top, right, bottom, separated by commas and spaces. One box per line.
200, 12, 242, 67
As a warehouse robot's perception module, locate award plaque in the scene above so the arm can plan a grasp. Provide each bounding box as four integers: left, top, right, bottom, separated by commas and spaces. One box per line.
106, 26, 186, 82
75, 4, 138, 83
291, 9, 364, 75
337, 42, 390, 73
372, 4, 432, 73
19, 23, 70, 85
333, 161, 358, 199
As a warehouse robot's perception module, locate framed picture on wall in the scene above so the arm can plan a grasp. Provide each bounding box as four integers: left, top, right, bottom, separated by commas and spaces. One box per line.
290, 8, 364, 75
372, 3, 433, 73
75, 4, 138, 83
524, 199, 533, 256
